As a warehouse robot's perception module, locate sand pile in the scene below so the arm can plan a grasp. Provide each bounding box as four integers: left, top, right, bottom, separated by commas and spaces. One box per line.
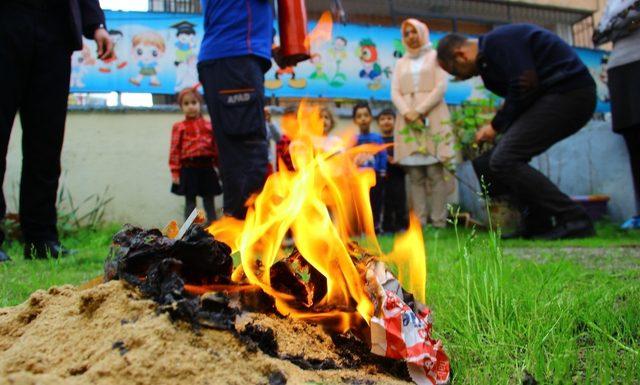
0, 281, 411, 385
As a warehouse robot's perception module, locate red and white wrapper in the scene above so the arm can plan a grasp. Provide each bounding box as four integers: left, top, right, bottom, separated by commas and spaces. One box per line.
367, 262, 451, 385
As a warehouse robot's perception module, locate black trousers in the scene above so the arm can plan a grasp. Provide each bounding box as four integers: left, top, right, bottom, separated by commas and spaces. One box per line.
0, 3, 73, 245
621, 126, 640, 216
478, 86, 597, 223
382, 172, 408, 232
370, 173, 384, 232
198, 56, 269, 219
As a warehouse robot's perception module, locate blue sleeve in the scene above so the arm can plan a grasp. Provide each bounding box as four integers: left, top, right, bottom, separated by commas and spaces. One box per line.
487, 33, 539, 132
375, 136, 387, 173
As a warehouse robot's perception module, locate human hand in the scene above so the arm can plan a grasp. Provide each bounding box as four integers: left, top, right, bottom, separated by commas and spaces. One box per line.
404, 110, 421, 124
272, 46, 287, 69
94, 28, 114, 60
475, 124, 497, 144
172, 176, 180, 185
387, 155, 395, 164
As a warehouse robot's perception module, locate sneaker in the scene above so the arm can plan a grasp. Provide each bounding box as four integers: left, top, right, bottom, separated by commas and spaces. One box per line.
621, 216, 640, 230
0, 249, 10, 263
24, 241, 76, 260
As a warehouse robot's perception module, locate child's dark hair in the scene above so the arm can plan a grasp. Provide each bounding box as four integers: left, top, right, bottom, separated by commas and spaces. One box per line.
177, 87, 204, 106
352, 101, 371, 119
377, 108, 396, 120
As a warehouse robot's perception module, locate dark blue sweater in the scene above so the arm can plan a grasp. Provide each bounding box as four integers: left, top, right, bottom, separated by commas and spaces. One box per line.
478, 24, 595, 132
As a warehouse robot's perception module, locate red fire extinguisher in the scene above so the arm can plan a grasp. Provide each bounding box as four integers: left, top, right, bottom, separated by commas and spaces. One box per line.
277, 0, 310, 67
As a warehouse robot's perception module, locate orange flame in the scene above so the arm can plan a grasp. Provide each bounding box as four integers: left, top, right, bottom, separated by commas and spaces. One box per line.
305, 11, 334, 51
208, 102, 428, 332
383, 214, 427, 304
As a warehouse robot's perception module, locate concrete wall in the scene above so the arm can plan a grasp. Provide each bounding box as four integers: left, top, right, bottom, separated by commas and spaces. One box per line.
4, 111, 633, 228
5, 110, 186, 228
3, 110, 361, 228
456, 119, 635, 223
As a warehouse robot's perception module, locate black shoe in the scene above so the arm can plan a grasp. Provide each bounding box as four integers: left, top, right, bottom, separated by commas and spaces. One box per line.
0, 249, 10, 263
501, 229, 530, 240
536, 219, 595, 240
24, 241, 75, 260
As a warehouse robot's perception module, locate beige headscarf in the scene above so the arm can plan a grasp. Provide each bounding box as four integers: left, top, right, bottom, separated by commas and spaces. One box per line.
401, 18, 431, 58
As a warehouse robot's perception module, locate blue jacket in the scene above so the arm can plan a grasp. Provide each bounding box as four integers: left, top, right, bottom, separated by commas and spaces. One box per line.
357, 132, 387, 174
478, 24, 595, 132
199, 0, 273, 63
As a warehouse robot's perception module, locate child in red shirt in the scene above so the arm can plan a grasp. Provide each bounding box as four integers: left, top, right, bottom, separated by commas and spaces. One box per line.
169, 88, 222, 222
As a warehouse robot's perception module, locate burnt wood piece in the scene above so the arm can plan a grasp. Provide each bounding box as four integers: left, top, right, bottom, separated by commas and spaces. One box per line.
104, 224, 233, 286
104, 224, 237, 330
270, 261, 312, 308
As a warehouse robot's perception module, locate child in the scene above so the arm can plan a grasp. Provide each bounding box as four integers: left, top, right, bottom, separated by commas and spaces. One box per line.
378, 108, 408, 233
318, 106, 344, 153
169, 88, 222, 222
353, 102, 387, 233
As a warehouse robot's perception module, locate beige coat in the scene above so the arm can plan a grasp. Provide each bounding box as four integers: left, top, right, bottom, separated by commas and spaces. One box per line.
391, 49, 455, 163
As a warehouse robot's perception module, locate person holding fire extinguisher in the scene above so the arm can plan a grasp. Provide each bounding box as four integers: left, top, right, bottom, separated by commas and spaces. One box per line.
197, 0, 274, 220
198, 0, 310, 220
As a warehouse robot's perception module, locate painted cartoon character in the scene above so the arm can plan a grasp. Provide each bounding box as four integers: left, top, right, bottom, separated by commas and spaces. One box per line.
70, 43, 96, 88
393, 39, 405, 59
309, 53, 329, 82
98, 29, 127, 73
171, 21, 196, 66
357, 38, 387, 91
327, 36, 348, 86
171, 21, 199, 91
175, 54, 200, 92
129, 31, 166, 87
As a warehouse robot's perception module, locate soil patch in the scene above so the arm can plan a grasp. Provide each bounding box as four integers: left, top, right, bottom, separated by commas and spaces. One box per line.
0, 281, 411, 385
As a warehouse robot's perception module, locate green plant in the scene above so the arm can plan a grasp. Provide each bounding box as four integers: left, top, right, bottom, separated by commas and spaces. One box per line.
56, 185, 114, 236
449, 91, 499, 160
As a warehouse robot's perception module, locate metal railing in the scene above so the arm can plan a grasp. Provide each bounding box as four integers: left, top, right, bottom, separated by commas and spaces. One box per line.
148, 0, 201, 13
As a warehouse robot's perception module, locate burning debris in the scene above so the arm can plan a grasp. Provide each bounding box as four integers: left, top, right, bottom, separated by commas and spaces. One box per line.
102, 219, 449, 384
0, 103, 454, 384
98, 103, 450, 385
104, 223, 238, 329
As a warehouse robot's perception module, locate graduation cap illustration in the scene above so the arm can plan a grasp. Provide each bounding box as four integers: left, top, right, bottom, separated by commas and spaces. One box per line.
171, 21, 196, 36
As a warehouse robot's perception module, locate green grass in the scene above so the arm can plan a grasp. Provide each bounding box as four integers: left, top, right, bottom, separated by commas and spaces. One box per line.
1, 222, 639, 384
412, 223, 639, 385
0, 224, 121, 308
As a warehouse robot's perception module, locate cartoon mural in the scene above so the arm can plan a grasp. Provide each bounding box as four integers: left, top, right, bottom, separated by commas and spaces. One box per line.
98, 30, 127, 73
171, 21, 200, 91
70, 11, 611, 113
129, 31, 166, 87
326, 36, 348, 86
70, 43, 96, 88
356, 38, 390, 90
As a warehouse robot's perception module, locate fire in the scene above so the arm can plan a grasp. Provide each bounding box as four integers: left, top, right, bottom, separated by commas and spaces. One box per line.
207, 101, 429, 333
305, 11, 334, 51
383, 214, 427, 304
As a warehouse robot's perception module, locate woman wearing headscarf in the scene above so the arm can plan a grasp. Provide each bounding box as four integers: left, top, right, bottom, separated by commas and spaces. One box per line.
594, 0, 640, 229
391, 19, 455, 228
